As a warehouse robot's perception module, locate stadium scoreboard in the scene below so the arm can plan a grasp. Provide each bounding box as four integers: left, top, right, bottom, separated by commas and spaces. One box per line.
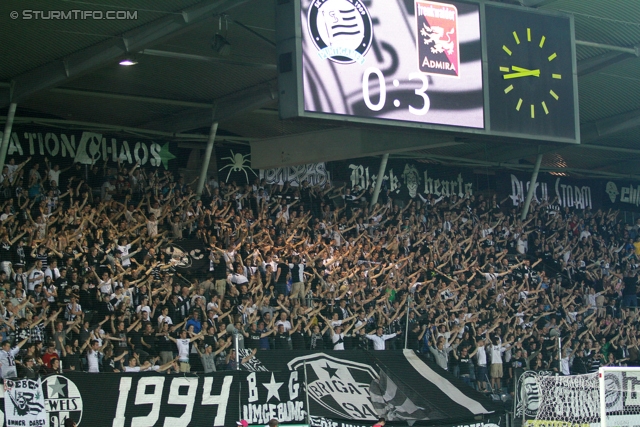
276, 0, 579, 144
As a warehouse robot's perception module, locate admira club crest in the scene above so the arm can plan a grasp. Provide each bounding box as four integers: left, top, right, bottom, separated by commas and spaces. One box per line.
288, 353, 378, 420
307, 0, 373, 65
43, 375, 83, 426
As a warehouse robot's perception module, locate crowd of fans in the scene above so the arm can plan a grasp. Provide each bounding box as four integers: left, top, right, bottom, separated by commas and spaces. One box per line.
0, 155, 638, 395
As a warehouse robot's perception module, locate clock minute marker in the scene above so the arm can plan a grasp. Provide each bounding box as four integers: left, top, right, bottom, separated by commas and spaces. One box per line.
531, 104, 535, 119
539, 36, 546, 48
542, 101, 549, 115
548, 52, 557, 61
513, 31, 520, 44
516, 98, 523, 111
503, 45, 512, 56
552, 74, 562, 79
500, 67, 510, 72
527, 28, 531, 42
550, 90, 559, 100
505, 84, 514, 94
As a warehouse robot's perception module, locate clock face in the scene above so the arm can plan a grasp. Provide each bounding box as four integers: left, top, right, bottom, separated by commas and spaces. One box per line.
486, 5, 577, 140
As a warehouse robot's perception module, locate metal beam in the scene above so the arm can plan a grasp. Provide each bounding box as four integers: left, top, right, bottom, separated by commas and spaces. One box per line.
521, 152, 543, 220
50, 87, 214, 109
0, 103, 17, 173
139, 49, 277, 69
197, 121, 218, 196
578, 51, 637, 77
0, 0, 251, 107
370, 153, 389, 208
519, 0, 559, 7
1, 81, 281, 115
140, 82, 277, 132
2, 116, 209, 140
409, 153, 640, 181
562, 143, 640, 156
575, 40, 639, 55
251, 128, 460, 169
465, 142, 560, 164
581, 108, 640, 142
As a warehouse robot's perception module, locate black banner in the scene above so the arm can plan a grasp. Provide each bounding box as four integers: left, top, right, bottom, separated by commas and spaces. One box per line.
495, 171, 600, 211
601, 179, 640, 213
0, 370, 305, 427
0, 350, 505, 427
163, 237, 210, 273
328, 159, 478, 202
238, 349, 503, 425
0, 125, 189, 170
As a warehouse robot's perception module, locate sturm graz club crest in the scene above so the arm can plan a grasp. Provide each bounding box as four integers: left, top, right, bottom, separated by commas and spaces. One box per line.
604, 372, 622, 410
288, 353, 379, 420
307, 0, 373, 65
43, 375, 83, 426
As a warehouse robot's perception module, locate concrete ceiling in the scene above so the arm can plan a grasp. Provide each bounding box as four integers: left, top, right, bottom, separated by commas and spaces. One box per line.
2, 0, 640, 178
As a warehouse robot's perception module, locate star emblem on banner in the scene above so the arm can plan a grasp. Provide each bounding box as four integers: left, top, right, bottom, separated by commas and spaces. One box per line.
158, 142, 176, 169
322, 363, 340, 379
262, 373, 283, 402
48, 377, 66, 398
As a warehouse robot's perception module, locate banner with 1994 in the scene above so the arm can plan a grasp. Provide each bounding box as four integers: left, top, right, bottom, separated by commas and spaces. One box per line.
0, 371, 305, 427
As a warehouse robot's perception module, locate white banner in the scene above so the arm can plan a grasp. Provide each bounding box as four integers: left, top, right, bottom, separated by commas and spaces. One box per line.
4, 378, 48, 427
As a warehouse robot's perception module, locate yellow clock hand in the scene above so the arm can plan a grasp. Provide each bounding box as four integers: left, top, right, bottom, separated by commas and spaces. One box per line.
511, 66, 533, 73
502, 70, 540, 79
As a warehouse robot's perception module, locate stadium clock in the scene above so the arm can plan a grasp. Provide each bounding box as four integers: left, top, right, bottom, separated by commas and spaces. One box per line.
485, 4, 577, 140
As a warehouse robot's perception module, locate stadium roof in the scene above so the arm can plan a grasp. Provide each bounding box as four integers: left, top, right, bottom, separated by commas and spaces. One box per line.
2, 0, 640, 179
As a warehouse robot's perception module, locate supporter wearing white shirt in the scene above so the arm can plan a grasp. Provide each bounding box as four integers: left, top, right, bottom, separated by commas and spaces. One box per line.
147, 215, 158, 238
0, 206, 12, 222
157, 307, 173, 325
117, 237, 133, 267
168, 330, 202, 373
366, 327, 401, 350
275, 312, 292, 332
27, 260, 45, 292
98, 272, 113, 295
331, 326, 347, 350
0, 337, 28, 378
227, 265, 248, 286
489, 336, 511, 390
86, 340, 102, 373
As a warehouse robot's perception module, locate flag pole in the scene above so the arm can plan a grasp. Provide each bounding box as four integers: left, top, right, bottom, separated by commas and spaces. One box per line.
304, 361, 311, 427
404, 295, 412, 349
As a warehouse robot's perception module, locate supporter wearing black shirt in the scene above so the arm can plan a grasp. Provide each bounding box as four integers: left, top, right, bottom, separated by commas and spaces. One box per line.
622, 271, 638, 308
12, 239, 27, 266
274, 325, 292, 350
406, 324, 424, 351
246, 323, 263, 350
0, 234, 12, 264
61, 344, 83, 371
291, 324, 306, 350
275, 260, 290, 297
54, 268, 69, 293
509, 349, 527, 390
140, 323, 157, 356
456, 346, 476, 387
128, 322, 144, 352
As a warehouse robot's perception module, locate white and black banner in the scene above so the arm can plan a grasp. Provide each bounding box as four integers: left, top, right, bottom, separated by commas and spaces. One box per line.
0, 371, 304, 427
244, 350, 500, 424
4, 378, 48, 427
260, 164, 330, 187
